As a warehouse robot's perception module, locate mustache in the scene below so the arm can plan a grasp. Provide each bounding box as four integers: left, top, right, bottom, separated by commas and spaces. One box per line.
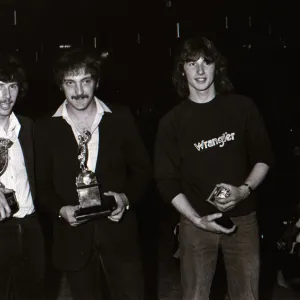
0, 99, 13, 104
71, 95, 89, 100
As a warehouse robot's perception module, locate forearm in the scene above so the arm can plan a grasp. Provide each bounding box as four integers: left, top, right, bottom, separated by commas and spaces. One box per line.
171, 193, 200, 223
243, 162, 270, 190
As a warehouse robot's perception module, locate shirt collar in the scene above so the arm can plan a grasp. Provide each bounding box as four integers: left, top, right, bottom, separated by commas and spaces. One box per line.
0, 112, 21, 139
52, 96, 112, 118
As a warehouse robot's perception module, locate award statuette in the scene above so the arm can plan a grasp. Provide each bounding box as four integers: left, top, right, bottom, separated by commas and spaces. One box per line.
0, 138, 19, 214
73, 130, 117, 221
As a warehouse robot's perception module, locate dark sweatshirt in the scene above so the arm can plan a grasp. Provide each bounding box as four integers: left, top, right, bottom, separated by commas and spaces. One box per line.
155, 94, 274, 217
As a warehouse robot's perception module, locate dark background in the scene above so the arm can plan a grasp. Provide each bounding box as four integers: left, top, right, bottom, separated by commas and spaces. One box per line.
1, 0, 300, 298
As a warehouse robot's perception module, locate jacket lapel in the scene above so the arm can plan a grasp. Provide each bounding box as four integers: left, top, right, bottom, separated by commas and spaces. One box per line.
17, 117, 35, 200
95, 112, 113, 178
55, 118, 81, 176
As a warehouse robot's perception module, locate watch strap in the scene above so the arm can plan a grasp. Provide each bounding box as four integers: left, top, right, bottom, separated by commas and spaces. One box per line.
242, 183, 253, 194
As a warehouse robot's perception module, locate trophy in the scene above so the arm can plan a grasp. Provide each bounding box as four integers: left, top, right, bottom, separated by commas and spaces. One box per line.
0, 138, 19, 214
206, 185, 231, 206
73, 130, 117, 221
206, 185, 235, 229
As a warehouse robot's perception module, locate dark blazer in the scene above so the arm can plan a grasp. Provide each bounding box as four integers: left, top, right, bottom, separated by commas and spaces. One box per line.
34, 104, 152, 271
17, 115, 35, 201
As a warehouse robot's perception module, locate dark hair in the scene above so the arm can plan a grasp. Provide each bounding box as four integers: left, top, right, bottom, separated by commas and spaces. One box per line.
172, 36, 234, 98
0, 52, 28, 99
53, 48, 103, 87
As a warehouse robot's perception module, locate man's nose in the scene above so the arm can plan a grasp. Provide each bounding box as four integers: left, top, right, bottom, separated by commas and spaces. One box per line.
75, 83, 83, 95
1, 86, 11, 101
196, 64, 204, 75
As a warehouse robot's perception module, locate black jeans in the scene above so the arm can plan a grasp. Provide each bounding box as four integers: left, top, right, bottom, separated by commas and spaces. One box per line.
180, 212, 260, 300
0, 213, 45, 300
66, 218, 144, 300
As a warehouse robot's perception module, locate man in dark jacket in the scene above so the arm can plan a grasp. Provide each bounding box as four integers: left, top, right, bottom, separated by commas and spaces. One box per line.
0, 53, 45, 300
35, 48, 152, 300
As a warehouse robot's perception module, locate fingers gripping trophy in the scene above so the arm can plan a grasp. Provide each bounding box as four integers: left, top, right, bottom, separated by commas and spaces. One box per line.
73, 130, 116, 221
0, 138, 19, 214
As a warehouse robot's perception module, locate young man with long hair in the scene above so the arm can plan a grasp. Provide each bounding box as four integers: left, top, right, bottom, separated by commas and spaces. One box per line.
155, 36, 274, 300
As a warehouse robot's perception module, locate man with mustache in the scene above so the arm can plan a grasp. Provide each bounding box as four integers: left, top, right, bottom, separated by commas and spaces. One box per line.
34, 48, 152, 300
0, 53, 45, 299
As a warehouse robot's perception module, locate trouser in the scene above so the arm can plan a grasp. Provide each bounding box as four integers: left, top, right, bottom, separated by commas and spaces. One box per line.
0, 213, 45, 300
180, 212, 260, 300
66, 220, 145, 300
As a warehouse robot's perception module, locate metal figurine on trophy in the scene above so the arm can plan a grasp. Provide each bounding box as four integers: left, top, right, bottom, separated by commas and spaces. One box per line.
0, 138, 19, 214
73, 130, 117, 221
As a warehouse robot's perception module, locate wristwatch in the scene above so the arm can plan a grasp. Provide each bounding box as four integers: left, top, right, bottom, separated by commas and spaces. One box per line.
242, 183, 253, 194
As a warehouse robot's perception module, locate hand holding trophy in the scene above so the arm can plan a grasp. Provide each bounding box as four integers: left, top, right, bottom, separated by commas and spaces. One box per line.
206, 185, 235, 229
0, 138, 19, 216
73, 130, 116, 221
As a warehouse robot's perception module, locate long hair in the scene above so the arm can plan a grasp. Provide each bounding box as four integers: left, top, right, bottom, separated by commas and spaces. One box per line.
53, 47, 103, 87
172, 36, 234, 98
0, 52, 28, 99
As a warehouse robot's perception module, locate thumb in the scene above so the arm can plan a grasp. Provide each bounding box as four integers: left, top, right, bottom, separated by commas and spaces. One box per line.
104, 191, 114, 196
218, 183, 231, 189
207, 213, 223, 222
111, 207, 121, 216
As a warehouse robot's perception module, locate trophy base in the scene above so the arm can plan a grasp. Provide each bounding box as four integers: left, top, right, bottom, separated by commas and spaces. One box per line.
5, 191, 19, 215
215, 215, 235, 229
74, 195, 117, 221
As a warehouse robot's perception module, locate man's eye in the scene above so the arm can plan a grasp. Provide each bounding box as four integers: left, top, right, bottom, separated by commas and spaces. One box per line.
65, 81, 73, 85
10, 84, 18, 89
84, 79, 92, 84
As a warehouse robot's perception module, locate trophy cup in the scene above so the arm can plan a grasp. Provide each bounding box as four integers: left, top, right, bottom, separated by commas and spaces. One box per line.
73, 130, 117, 221
0, 138, 19, 214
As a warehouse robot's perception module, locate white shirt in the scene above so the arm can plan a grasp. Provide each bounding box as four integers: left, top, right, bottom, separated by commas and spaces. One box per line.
53, 98, 130, 210
53, 97, 112, 172
0, 113, 35, 218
